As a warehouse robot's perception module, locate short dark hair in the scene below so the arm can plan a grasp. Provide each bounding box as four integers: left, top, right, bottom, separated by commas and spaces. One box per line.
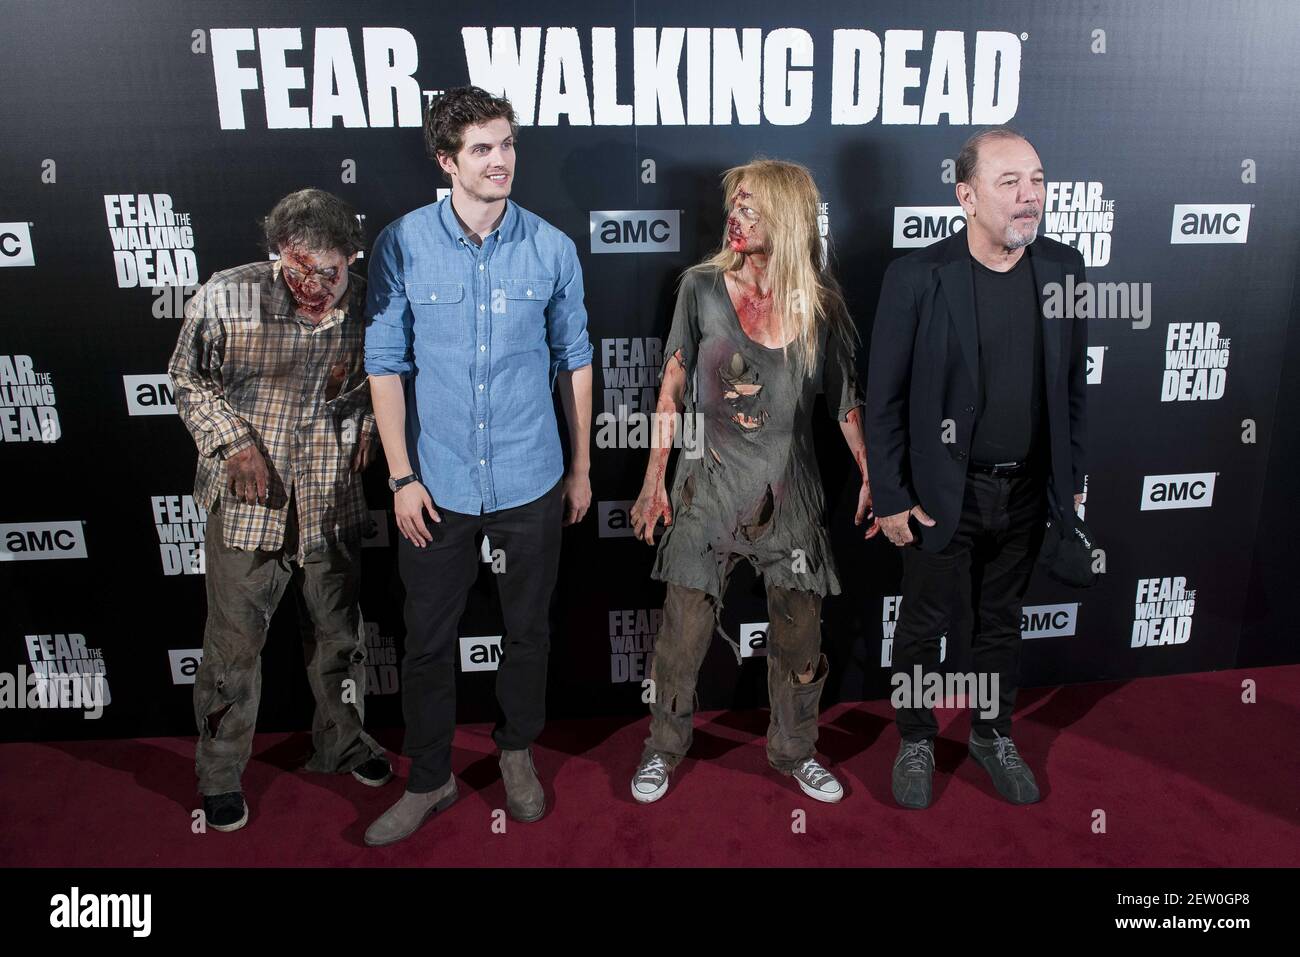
261, 188, 364, 257
424, 85, 519, 180
955, 126, 1034, 185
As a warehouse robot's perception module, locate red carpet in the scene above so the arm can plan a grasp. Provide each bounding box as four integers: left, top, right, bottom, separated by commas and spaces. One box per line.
2, 666, 1297, 867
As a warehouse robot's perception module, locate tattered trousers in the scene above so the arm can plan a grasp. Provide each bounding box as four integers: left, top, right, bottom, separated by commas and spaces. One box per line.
643, 580, 829, 773
193, 499, 383, 796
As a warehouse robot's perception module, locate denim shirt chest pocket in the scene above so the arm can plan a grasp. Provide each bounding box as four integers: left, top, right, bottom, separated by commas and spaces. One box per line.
492, 278, 554, 349
405, 281, 467, 344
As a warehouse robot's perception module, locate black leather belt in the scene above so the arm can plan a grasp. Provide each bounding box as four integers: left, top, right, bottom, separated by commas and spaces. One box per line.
968, 460, 1030, 476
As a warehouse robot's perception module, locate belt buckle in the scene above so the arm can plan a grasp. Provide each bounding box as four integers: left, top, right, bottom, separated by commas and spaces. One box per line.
990, 460, 1021, 476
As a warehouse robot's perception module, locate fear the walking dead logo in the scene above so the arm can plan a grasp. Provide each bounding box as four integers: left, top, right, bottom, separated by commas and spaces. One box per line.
208, 26, 1021, 129
1132, 576, 1196, 648
104, 194, 198, 288
151, 495, 206, 576
1043, 181, 1114, 268
0, 354, 59, 443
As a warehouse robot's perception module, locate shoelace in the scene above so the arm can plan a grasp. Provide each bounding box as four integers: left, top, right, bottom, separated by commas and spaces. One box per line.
636, 755, 668, 784
992, 734, 1024, 771
798, 758, 832, 785
899, 741, 934, 773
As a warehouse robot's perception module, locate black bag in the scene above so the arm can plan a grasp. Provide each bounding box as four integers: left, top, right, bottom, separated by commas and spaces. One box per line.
1038, 491, 1099, 588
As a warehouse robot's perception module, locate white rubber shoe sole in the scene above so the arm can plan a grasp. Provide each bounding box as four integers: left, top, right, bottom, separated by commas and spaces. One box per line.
795, 775, 844, 804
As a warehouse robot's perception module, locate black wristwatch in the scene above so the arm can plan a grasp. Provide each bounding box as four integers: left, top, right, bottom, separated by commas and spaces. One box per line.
388, 473, 418, 493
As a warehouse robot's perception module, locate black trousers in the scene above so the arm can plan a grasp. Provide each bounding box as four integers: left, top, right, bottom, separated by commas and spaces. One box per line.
397, 479, 564, 792
891, 465, 1048, 742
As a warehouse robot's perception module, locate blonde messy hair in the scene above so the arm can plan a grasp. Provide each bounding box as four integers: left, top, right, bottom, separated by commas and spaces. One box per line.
689, 157, 854, 370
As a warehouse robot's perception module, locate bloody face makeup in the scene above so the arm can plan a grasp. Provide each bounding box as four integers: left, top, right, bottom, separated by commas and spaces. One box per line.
727, 183, 767, 254
278, 245, 350, 319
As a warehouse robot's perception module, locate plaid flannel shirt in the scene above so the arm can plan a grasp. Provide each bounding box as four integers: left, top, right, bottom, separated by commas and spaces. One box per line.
168, 260, 375, 560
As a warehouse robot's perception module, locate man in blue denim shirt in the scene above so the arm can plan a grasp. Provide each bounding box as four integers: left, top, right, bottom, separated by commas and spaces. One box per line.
363, 87, 593, 847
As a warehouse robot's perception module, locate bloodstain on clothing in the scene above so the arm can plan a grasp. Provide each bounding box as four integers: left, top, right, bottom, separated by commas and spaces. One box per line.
324, 361, 348, 400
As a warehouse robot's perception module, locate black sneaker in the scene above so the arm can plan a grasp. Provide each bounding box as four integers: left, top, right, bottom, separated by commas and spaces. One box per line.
892, 739, 935, 809
351, 755, 394, 787
203, 791, 248, 832
968, 730, 1040, 805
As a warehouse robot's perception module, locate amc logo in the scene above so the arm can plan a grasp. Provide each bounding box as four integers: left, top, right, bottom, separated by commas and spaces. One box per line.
459, 634, 503, 672
0, 223, 34, 267
739, 621, 769, 659
1170, 204, 1250, 244
893, 206, 966, 248
0, 521, 88, 561
123, 374, 177, 416
1020, 602, 1080, 639
590, 210, 680, 254
169, 648, 204, 685
1140, 472, 1216, 511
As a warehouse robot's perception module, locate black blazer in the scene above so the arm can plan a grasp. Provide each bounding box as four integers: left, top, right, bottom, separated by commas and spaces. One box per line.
865, 231, 1088, 553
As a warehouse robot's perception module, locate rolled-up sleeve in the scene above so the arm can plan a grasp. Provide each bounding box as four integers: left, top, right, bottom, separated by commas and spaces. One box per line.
364, 223, 415, 377
545, 236, 594, 379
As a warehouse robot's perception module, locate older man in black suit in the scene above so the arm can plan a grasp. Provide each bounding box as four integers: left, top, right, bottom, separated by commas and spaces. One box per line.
866, 128, 1088, 809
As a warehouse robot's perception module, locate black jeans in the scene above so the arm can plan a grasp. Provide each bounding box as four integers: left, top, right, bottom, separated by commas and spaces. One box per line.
891, 465, 1048, 742
397, 479, 564, 793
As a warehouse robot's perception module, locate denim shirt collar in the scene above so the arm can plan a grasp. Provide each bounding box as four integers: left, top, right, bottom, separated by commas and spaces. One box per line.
437, 195, 519, 249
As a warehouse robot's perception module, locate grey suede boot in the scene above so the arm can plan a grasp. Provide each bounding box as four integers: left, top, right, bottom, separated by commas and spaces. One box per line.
499, 748, 546, 822
363, 777, 458, 847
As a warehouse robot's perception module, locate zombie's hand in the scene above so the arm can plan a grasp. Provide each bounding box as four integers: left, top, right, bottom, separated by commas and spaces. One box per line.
855, 480, 881, 540
351, 432, 375, 473
225, 445, 269, 505
631, 484, 673, 546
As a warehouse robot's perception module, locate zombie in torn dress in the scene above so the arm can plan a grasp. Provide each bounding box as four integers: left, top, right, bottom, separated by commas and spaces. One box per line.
644, 265, 862, 773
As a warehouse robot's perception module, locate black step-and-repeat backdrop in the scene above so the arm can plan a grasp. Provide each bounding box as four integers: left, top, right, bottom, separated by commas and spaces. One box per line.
2, 0, 1298, 742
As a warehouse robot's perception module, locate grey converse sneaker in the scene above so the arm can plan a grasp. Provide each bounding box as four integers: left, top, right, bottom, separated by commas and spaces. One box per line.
791, 757, 844, 803
892, 739, 935, 809
969, 730, 1040, 805
631, 753, 671, 804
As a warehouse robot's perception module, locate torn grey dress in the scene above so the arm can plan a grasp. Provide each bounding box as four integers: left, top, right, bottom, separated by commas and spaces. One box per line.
651, 266, 862, 602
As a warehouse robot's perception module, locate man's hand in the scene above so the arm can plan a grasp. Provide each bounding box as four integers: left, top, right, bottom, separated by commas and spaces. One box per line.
880, 505, 936, 547
225, 445, 269, 505
630, 484, 673, 546
854, 479, 881, 540
395, 481, 440, 547
562, 469, 592, 526
351, 433, 375, 473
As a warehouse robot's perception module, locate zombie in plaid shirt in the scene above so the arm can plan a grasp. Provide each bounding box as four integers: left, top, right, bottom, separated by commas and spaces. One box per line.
169, 257, 375, 558
168, 189, 392, 833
